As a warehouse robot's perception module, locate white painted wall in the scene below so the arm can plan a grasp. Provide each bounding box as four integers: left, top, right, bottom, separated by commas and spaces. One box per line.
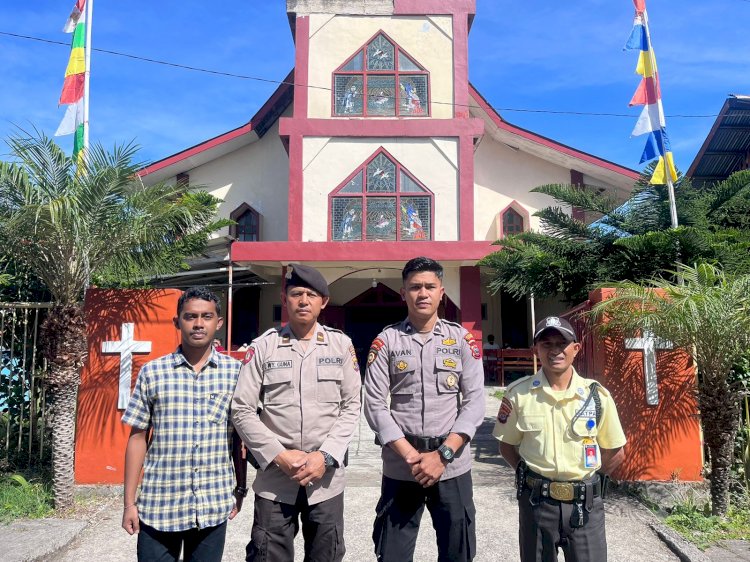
473, 135, 574, 241
307, 14, 454, 119
302, 137, 459, 241
187, 117, 290, 242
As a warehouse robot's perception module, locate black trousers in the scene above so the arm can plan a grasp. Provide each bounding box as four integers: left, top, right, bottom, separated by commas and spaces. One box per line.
137, 520, 226, 562
246, 487, 345, 562
372, 472, 476, 562
518, 487, 607, 562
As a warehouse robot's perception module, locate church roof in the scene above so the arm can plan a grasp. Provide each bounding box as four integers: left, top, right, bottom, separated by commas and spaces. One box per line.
687, 94, 750, 187
139, 71, 639, 191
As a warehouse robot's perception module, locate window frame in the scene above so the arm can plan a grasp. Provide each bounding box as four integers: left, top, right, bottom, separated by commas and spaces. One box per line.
328, 148, 435, 242
331, 30, 431, 118
496, 201, 530, 239
229, 203, 261, 242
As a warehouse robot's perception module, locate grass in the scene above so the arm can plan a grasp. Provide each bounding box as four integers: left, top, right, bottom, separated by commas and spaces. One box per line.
492, 389, 505, 400
0, 473, 53, 523
664, 498, 750, 550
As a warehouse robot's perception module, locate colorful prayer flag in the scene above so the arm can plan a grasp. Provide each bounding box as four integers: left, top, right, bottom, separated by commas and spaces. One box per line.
57, 0, 87, 162
631, 101, 664, 136
63, 0, 86, 33
625, 1, 676, 185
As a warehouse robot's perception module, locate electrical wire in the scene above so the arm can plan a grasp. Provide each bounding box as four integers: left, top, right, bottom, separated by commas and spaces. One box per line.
0, 29, 720, 119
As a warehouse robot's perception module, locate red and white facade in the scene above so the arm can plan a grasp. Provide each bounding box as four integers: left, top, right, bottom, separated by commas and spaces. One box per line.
139, 0, 639, 359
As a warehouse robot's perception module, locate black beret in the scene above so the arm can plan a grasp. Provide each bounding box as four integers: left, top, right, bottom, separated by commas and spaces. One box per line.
533, 316, 577, 343
285, 264, 329, 297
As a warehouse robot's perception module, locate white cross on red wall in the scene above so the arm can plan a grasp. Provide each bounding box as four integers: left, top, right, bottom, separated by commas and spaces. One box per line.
625, 330, 673, 406
102, 323, 152, 410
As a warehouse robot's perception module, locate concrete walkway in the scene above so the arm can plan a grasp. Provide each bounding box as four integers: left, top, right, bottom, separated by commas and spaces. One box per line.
10, 388, 685, 561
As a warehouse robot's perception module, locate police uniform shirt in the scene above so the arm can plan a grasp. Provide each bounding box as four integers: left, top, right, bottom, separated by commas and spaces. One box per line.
231, 323, 362, 506
493, 368, 626, 481
364, 319, 486, 482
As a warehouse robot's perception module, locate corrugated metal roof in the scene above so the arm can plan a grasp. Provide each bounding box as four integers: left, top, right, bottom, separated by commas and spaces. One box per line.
688, 95, 750, 187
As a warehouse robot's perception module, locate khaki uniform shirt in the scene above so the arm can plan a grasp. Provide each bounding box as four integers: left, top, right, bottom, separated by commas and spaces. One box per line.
493, 369, 626, 481
231, 323, 361, 506
364, 319, 486, 482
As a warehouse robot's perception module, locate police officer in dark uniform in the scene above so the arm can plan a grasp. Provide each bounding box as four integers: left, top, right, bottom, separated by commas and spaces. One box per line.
364, 257, 486, 562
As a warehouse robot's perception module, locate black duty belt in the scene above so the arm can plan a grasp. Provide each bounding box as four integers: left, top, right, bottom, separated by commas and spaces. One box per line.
525, 474, 601, 503
403, 433, 448, 451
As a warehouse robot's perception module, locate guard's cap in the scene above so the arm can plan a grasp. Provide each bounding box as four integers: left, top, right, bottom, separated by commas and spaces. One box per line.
533, 316, 577, 343
285, 264, 329, 297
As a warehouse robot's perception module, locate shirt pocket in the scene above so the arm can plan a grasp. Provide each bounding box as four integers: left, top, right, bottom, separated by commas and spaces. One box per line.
517, 414, 546, 457
262, 368, 295, 405
207, 392, 232, 424
435, 356, 462, 394
317, 365, 343, 403
390, 357, 418, 396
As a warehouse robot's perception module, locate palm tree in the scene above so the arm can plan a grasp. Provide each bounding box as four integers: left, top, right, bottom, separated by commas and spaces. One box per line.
480, 168, 750, 304
0, 132, 228, 508
591, 263, 750, 516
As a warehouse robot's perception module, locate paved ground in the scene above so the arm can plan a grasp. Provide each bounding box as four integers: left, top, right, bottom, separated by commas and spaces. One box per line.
5, 387, 696, 561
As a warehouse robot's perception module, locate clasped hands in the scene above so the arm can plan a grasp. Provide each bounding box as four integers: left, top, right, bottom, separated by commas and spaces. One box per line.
274, 449, 327, 487
405, 449, 446, 488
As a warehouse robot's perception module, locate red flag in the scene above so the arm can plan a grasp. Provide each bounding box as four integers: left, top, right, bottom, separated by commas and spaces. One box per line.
633, 0, 646, 12
59, 73, 85, 105
629, 76, 661, 107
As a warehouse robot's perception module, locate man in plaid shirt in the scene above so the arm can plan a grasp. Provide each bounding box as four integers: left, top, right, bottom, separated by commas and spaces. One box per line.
122, 287, 247, 561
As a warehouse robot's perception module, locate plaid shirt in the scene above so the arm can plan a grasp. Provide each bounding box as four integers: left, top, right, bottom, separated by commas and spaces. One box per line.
122, 348, 241, 532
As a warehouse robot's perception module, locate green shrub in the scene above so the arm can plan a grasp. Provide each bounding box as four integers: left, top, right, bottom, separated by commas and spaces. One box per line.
0, 473, 53, 523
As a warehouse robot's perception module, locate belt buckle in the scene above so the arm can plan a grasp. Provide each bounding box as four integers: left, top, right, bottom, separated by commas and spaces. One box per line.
549, 482, 575, 502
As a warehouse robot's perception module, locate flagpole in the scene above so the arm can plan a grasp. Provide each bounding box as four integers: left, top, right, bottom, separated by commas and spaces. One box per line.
641, 9, 678, 228
82, 0, 94, 163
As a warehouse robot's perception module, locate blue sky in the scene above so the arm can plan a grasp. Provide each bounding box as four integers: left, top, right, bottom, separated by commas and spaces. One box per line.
1, 1, 748, 174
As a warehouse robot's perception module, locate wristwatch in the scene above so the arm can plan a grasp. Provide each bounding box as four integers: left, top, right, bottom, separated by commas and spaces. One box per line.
437, 444, 455, 463
320, 450, 336, 468
234, 485, 248, 498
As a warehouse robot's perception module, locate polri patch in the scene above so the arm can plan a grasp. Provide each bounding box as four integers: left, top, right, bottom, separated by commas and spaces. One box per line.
367, 337, 386, 366
242, 346, 256, 366
497, 397, 512, 424
348, 345, 359, 371
464, 333, 481, 360
318, 356, 343, 366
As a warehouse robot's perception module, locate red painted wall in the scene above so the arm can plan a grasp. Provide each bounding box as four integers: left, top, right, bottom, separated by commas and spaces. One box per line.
587, 289, 703, 482
75, 289, 182, 484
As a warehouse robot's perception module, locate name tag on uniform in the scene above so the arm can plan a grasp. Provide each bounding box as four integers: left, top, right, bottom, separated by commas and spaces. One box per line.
265, 360, 292, 370
583, 438, 599, 468
317, 357, 343, 366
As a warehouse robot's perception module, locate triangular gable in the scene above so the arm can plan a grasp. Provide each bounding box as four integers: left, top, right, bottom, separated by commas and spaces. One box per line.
469, 83, 639, 190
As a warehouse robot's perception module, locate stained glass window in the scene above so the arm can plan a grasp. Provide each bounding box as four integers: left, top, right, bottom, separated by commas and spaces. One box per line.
502, 207, 525, 236
333, 31, 429, 117
334, 75, 364, 115
330, 149, 433, 242
332, 198, 363, 241
367, 35, 395, 70
367, 154, 396, 193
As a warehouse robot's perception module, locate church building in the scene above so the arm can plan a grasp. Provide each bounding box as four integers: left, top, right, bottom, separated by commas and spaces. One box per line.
138, 0, 639, 363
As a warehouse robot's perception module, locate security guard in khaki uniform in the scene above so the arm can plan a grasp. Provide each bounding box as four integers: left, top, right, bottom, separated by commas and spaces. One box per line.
494, 316, 626, 562
232, 264, 361, 562
364, 257, 486, 562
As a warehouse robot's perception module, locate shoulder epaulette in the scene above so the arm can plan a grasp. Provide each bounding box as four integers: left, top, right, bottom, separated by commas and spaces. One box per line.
254, 327, 280, 341
384, 321, 402, 331
506, 375, 531, 393
442, 319, 463, 329
322, 325, 344, 335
